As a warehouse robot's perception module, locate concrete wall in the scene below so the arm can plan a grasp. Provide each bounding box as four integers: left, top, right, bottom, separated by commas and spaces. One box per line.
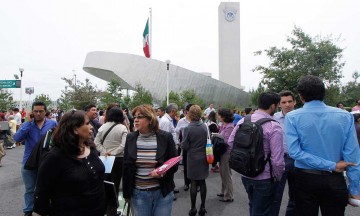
83, 51, 249, 107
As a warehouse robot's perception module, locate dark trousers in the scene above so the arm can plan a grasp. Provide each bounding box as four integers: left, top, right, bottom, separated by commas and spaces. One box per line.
242, 177, 277, 216
105, 156, 123, 216
182, 150, 191, 186
271, 155, 296, 216
294, 169, 348, 216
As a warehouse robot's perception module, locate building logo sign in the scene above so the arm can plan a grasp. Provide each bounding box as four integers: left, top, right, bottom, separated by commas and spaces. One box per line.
223, 7, 237, 22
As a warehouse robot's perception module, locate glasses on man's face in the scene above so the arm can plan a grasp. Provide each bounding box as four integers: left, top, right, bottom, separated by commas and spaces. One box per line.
134, 115, 147, 119
33, 110, 45, 114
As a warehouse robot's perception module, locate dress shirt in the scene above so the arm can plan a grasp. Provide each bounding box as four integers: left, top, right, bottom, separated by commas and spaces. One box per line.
14, 119, 58, 164
159, 113, 177, 144
285, 100, 360, 195
273, 111, 288, 153
175, 117, 190, 143
228, 110, 284, 181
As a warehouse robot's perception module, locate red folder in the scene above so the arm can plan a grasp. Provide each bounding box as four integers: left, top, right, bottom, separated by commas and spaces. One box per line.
152, 156, 182, 175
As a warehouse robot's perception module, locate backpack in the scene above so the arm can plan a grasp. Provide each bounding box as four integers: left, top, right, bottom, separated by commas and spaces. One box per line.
229, 114, 275, 177
211, 133, 228, 163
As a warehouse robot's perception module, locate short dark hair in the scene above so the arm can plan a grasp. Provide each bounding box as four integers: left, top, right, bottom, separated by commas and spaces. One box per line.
258, 91, 281, 110
244, 107, 253, 115
157, 107, 165, 112
296, 75, 325, 102
106, 107, 125, 124
336, 102, 344, 108
185, 103, 193, 111
45, 111, 51, 117
218, 108, 234, 123
12, 108, 19, 112
279, 90, 295, 101
32, 101, 47, 111
52, 110, 95, 158
84, 104, 96, 112
207, 111, 217, 122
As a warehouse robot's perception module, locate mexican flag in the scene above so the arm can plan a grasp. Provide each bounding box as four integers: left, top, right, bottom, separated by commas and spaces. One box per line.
143, 19, 150, 58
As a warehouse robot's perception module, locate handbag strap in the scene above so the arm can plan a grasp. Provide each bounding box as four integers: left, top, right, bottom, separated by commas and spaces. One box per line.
205, 123, 211, 141
101, 123, 119, 145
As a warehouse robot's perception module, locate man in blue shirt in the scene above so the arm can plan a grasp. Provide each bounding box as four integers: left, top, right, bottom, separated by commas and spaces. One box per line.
14, 101, 58, 216
285, 75, 360, 215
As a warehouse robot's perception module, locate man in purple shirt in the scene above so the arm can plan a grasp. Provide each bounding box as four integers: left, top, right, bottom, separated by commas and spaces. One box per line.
228, 91, 285, 216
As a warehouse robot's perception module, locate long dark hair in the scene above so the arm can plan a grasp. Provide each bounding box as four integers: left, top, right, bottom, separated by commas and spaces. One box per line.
52, 110, 95, 158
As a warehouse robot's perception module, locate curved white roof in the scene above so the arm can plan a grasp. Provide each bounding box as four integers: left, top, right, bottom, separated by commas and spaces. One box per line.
83, 51, 249, 106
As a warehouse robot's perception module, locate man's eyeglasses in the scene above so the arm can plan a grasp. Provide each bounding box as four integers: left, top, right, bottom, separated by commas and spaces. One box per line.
33, 110, 45, 114
134, 115, 147, 119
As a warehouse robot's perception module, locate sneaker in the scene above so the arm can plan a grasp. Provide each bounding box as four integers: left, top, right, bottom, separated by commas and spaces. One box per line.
6, 146, 13, 149
11, 143, 16, 148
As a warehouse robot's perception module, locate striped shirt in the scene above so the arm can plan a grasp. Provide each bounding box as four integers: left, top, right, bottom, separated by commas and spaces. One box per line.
135, 133, 160, 189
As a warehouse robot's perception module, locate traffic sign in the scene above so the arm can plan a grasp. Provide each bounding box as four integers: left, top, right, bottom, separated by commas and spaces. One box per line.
0, 80, 21, 88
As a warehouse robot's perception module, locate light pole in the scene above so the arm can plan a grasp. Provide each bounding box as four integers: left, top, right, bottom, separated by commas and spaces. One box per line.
19, 68, 24, 110
165, 60, 171, 106
73, 70, 76, 91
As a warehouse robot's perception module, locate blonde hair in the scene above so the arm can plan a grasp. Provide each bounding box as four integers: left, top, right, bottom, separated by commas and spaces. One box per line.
188, 105, 202, 121
132, 105, 159, 132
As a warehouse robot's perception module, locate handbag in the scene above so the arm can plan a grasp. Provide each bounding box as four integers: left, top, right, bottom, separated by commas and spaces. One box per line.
205, 124, 214, 164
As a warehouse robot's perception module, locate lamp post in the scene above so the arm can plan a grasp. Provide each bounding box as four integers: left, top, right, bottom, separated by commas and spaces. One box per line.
165, 60, 171, 106
72, 70, 76, 91
19, 68, 24, 110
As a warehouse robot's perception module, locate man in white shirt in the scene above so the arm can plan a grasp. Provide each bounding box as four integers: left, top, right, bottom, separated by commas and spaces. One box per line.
203, 103, 215, 119
159, 103, 179, 197
13, 108, 22, 129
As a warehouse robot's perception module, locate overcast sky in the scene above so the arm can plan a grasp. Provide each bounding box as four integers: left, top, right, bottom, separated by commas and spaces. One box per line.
1, 0, 359, 101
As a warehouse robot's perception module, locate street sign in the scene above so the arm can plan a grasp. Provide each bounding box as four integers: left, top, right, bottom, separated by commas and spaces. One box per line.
0, 80, 21, 88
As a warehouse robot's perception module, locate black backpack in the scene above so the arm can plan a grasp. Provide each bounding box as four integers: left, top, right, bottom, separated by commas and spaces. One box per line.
211, 133, 228, 164
229, 114, 275, 177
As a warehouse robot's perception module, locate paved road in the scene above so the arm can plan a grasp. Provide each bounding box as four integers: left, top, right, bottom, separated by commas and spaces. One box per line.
1, 146, 359, 215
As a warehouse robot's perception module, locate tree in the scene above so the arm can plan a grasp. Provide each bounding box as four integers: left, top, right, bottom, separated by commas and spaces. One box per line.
34, 93, 52, 108
180, 89, 205, 108
341, 71, 360, 107
100, 79, 123, 107
249, 83, 266, 107
57, 77, 100, 110
161, 91, 182, 108
0, 91, 15, 111
253, 26, 344, 106
128, 83, 153, 109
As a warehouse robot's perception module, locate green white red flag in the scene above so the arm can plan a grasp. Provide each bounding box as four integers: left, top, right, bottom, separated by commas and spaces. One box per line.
143, 19, 150, 58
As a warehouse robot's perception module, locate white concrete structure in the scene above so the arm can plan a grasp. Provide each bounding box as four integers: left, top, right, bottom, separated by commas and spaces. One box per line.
83, 51, 249, 106
218, 2, 241, 89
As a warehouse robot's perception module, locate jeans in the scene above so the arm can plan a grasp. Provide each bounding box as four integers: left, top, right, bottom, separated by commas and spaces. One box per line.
271, 155, 296, 216
21, 165, 37, 213
241, 177, 277, 216
131, 189, 174, 216
294, 169, 348, 216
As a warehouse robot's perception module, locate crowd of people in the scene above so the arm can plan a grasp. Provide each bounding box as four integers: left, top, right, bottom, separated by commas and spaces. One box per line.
0, 75, 360, 216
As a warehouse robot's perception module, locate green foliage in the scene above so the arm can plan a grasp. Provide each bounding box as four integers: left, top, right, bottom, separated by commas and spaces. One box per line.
128, 83, 153, 109
34, 93, 52, 108
0, 91, 15, 111
249, 83, 266, 107
121, 96, 132, 109
161, 89, 206, 109
253, 26, 344, 105
180, 89, 205, 108
100, 79, 123, 107
340, 71, 360, 107
161, 91, 182, 108
58, 77, 100, 110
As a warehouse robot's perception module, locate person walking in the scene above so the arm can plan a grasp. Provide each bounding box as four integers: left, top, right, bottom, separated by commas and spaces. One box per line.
181, 105, 209, 216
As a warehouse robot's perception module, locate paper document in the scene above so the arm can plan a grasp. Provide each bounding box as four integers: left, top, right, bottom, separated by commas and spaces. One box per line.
99, 156, 115, 173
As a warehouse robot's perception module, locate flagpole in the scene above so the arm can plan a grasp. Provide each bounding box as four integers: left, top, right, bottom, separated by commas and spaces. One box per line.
149, 7, 152, 58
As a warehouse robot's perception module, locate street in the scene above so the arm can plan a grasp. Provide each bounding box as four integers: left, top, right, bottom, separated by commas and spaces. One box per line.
1, 146, 359, 215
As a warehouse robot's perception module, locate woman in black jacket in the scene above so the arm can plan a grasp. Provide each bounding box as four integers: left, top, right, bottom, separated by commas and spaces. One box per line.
122, 105, 178, 216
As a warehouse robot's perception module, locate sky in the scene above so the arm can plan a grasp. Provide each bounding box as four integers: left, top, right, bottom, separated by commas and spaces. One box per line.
1, 0, 359, 101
